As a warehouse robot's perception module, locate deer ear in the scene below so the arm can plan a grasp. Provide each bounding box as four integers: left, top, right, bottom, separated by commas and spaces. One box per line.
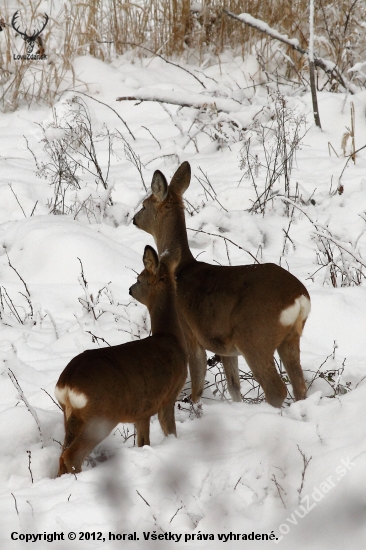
143, 245, 159, 273
151, 171, 168, 202
169, 161, 191, 196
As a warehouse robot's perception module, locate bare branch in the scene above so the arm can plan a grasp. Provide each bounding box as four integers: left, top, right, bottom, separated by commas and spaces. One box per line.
224, 10, 356, 94
8, 369, 43, 447
187, 227, 260, 264
117, 90, 242, 115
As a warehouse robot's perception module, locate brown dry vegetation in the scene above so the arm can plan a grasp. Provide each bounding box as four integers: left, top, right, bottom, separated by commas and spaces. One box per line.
0, 0, 365, 110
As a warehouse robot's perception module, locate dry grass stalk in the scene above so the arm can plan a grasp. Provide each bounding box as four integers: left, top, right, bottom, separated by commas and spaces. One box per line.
0, 0, 365, 110
341, 102, 356, 162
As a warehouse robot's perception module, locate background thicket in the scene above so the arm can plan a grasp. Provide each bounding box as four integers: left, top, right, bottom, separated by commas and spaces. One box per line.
1, 0, 366, 109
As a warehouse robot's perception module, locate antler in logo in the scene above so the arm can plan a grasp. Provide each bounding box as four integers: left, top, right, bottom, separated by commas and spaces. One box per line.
11, 11, 48, 55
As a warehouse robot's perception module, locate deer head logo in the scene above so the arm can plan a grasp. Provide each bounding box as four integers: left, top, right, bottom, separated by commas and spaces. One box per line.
11, 11, 48, 55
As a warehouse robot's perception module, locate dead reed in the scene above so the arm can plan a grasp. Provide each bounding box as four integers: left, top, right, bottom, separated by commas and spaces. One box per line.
0, 0, 365, 110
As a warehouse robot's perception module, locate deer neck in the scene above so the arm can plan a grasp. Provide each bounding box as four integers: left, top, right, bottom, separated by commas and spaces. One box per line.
149, 283, 186, 349
156, 203, 195, 269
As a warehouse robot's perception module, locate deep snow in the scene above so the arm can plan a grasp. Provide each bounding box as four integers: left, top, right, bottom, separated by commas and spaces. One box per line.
0, 38, 366, 550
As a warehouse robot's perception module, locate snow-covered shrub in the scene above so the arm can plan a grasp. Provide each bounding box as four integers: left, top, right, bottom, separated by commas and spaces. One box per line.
311, 224, 366, 287
239, 92, 307, 214
33, 96, 113, 219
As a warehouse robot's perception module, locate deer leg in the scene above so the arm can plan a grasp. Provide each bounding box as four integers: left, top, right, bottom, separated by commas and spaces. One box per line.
277, 332, 307, 401
221, 356, 242, 402
61, 411, 80, 450
58, 412, 83, 476
240, 350, 287, 408
59, 417, 115, 476
135, 417, 151, 447
158, 399, 177, 437
188, 344, 207, 403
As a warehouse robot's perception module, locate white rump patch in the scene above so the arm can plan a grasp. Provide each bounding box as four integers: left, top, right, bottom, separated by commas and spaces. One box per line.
279, 295, 311, 326
54, 385, 88, 409
54, 385, 67, 405
69, 389, 88, 408
299, 295, 311, 320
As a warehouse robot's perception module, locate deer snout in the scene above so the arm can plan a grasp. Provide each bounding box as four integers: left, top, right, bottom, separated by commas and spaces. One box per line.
132, 210, 140, 226
129, 282, 138, 298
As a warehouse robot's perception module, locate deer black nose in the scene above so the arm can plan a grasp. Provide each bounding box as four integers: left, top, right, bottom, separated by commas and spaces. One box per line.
132, 216, 137, 226
129, 286, 132, 295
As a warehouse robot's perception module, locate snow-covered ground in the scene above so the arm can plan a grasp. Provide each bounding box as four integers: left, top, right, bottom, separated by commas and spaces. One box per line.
1, 46, 366, 550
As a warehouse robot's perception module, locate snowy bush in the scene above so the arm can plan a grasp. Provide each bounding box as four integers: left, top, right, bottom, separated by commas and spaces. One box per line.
239, 92, 307, 214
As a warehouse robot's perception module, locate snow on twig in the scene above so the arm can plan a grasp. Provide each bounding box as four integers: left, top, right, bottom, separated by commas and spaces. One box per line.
312, 231, 366, 270
225, 11, 303, 51
223, 10, 357, 94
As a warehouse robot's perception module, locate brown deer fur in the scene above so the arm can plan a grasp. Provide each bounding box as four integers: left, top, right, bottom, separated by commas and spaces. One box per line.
133, 162, 311, 408
55, 246, 187, 476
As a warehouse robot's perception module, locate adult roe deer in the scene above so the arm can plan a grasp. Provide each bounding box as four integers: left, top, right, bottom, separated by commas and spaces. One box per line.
55, 245, 187, 476
133, 162, 311, 408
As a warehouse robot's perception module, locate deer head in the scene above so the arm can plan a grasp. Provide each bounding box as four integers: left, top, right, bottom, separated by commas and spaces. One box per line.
133, 162, 192, 262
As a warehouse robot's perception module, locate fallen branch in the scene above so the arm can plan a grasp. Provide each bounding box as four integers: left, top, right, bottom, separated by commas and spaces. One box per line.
117, 89, 242, 115
224, 10, 357, 94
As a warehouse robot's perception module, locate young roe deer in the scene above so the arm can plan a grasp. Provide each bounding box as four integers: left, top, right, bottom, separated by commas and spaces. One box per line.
133, 162, 311, 408
55, 245, 187, 476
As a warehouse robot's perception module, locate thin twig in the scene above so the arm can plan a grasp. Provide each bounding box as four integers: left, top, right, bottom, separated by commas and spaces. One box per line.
27, 450, 34, 484
142, 126, 161, 149
85, 330, 111, 347
272, 474, 286, 508
44, 309, 58, 339
297, 445, 312, 498
121, 42, 207, 89
338, 143, 366, 186
1, 286, 23, 324
8, 368, 43, 447
234, 477, 242, 490
187, 228, 260, 264
30, 201, 38, 216
68, 90, 135, 140
26, 500, 34, 516
8, 184, 26, 217
11, 493, 19, 517
136, 490, 150, 507
169, 506, 183, 523
5, 251, 31, 298
41, 388, 62, 410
